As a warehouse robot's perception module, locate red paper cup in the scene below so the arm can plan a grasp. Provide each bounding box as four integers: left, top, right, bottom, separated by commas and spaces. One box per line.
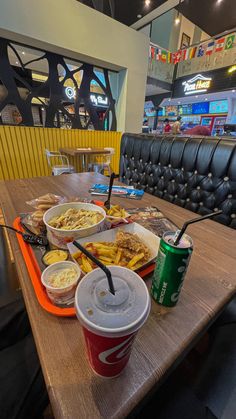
75, 266, 150, 378
82, 327, 138, 377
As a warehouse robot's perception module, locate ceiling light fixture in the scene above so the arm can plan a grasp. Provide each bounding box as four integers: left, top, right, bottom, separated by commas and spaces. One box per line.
137, 14, 142, 18
15, 61, 19, 64
175, 0, 182, 25
175, 12, 180, 25
217, 0, 223, 4
232, 89, 236, 93
22, 51, 25, 55
228, 65, 236, 74
145, 0, 151, 6
205, 98, 208, 101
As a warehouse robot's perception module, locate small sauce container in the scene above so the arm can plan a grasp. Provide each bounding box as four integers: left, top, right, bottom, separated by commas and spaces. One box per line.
41, 261, 81, 306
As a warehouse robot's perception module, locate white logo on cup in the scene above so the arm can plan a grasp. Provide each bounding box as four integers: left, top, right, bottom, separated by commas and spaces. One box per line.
98, 335, 135, 365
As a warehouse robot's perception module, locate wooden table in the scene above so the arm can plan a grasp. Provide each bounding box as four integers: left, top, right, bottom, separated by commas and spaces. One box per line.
0, 173, 236, 419
60, 147, 111, 172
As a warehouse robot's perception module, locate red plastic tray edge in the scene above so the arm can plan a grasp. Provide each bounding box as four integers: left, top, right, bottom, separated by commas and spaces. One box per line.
13, 217, 76, 317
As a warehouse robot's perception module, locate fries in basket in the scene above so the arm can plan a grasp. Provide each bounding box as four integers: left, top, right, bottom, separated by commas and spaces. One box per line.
105, 205, 128, 218
104, 205, 130, 226
72, 231, 151, 273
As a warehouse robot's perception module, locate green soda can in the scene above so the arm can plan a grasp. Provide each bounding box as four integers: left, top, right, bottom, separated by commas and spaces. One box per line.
151, 231, 193, 307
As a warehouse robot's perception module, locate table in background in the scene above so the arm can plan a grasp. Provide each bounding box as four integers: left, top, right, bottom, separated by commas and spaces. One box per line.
0, 173, 236, 419
60, 147, 111, 172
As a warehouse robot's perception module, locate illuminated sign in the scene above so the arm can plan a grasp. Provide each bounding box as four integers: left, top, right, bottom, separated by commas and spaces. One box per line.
65, 87, 108, 106
228, 65, 236, 74
182, 74, 212, 95
90, 94, 108, 106
65, 87, 75, 100
209, 100, 228, 114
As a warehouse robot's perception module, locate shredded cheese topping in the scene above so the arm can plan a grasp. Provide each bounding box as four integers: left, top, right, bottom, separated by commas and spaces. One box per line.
47, 267, 77, 288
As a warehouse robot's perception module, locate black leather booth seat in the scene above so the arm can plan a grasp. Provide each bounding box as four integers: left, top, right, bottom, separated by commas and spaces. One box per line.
119, 134, 236, 228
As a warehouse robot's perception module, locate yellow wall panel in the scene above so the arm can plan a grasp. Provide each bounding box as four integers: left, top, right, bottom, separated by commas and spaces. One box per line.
0, 126, 122, 181
0, 129, 10, 179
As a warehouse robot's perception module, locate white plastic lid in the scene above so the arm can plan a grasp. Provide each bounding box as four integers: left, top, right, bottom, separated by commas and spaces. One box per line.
75, 266, 150, 337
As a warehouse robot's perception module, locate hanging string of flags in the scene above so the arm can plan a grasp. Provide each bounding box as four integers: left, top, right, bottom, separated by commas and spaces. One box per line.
149, 34, 236, 65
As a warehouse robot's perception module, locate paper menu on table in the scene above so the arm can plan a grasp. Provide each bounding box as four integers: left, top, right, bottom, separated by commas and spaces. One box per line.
89, 184, 144, 200
127, 207, 178, 238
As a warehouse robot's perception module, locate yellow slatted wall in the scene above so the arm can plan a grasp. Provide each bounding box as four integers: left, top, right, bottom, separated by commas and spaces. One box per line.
0, 126, 122, 180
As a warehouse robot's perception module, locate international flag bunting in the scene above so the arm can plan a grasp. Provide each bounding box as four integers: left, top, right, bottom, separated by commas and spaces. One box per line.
150, 46, 155, 59
156, 48, 161, 61
182, 48, 190, 61
161, 50, 168, 63
172, 50, 182, 64
215, 37, 225, 52
181, 49, 186, 61
206, 41, 215, 55
171, 52, 177, 64
225, 35, 235, 50
189, 46, 197, 59
197, 44, 205, 57
177, 50, 183, 63
149, 31, 236, 66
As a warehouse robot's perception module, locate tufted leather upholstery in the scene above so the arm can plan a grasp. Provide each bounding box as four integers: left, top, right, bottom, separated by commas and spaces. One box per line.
119, 134, 236, 229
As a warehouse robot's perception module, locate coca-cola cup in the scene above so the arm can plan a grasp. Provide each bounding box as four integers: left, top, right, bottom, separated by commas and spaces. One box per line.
75, 266, 151, 378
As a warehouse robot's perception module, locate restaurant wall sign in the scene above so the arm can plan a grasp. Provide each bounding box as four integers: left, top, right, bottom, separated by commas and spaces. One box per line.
182, 74, 212, 95
90, 94, 108, 107
173, 67, 236, 98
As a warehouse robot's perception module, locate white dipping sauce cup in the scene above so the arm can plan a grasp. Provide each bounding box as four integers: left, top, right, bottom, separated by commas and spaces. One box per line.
41, 261, 81, 306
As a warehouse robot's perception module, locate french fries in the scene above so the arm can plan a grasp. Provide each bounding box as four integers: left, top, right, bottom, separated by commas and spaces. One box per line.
48, 208, 103, 230
72, 232, 151, 273
115, 249, 122, 265
127, 253, 144, 268
105, 205, 128, 218
81, 257, 93, 273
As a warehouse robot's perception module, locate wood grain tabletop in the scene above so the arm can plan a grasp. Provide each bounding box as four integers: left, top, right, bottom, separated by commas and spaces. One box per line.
60, 147, 111, 156
0, 173, 236, 419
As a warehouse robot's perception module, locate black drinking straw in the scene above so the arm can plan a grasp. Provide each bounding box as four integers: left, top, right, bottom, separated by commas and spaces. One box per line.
104, 172, 116, 210
73, 241, 116, 295
174, 210, 223, 246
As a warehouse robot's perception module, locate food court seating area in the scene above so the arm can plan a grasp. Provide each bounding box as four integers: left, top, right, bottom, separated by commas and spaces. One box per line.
0, 126, 121, 181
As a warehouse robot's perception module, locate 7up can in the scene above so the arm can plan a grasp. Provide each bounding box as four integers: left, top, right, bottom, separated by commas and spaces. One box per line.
151, 231, 193, 307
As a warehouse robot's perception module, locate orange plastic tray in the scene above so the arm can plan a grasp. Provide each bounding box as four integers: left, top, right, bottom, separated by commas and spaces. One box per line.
13, 217, 155, 317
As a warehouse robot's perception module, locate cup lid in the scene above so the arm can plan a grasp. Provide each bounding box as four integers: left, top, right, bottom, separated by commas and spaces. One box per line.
75, 266, 150, 337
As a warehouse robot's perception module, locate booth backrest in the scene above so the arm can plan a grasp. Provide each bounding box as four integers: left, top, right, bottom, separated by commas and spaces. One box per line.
119, 134, 236, 228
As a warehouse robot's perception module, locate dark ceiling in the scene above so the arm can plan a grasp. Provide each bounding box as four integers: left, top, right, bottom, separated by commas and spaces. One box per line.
78, 0, 168, 26
79, 0, 236, 35
177, 0, 236, 37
